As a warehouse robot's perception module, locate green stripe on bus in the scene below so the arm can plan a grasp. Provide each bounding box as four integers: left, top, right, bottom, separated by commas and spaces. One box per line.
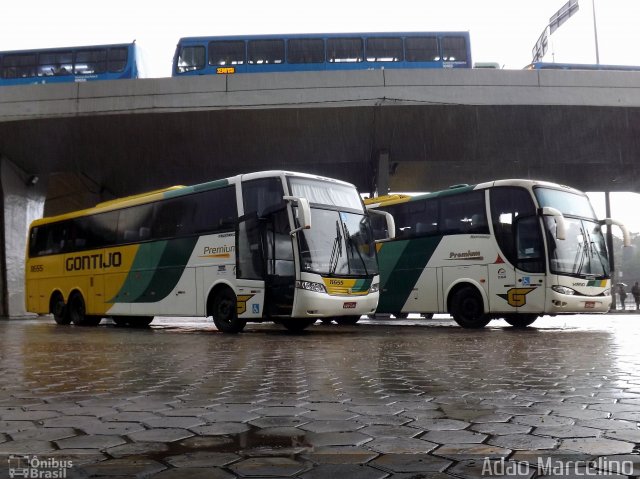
111, 237, 199, 303
376, 236, 442, 313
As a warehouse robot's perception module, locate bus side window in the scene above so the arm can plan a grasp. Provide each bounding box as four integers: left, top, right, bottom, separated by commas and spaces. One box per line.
490, 187, 537, 266
242, 178, 285, 218
192, 186, 238, 233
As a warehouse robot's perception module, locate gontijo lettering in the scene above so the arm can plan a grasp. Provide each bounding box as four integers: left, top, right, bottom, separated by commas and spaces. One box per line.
65, 252, 122, 271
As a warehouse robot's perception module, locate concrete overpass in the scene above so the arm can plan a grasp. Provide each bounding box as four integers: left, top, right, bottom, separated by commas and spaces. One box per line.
1, 68, 640, 316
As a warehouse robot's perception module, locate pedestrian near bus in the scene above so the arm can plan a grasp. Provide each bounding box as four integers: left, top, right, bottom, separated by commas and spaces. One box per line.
632, 282, 640, 311
618, 283, 628, 310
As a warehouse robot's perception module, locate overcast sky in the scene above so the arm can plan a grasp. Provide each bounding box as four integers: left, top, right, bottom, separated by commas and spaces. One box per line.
3, 0, 640, 233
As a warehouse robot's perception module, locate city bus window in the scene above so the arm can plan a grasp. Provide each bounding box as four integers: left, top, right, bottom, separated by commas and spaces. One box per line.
75, 49, 107, 75
177, 46, 205, 73
366, 37, 403, 62
2, 54, 37, 78
242, 178, 285, 217
327, 38, 363, 63
38, 51, 73, 76
287, 39, 324, 64
405, 37, 439, 62
209, 41, 245, 66
108, 47, 128, 72
248, 40, 284, 64
442, 36, 468, 62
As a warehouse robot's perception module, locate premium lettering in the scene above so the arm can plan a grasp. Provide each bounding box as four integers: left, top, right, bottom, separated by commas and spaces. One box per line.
65, 252, 122, 271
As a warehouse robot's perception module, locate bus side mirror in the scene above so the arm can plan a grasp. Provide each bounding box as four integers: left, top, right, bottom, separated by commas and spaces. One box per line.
600, 218, 631, 247
283, 196, 311, 235
540, 206, 566, 241
367, 208, 396, 241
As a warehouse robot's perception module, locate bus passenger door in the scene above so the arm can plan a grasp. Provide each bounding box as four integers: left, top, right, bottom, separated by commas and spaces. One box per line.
513, 216, 546, 313
235, 214, 266, 319
264, 208, 295, 317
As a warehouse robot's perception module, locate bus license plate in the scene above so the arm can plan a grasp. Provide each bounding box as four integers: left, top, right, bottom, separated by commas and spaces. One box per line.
585, 301, 596, 308
343, 302, 356, 309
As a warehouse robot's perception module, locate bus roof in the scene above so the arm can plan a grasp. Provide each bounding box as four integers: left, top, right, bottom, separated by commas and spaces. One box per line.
29, 170, 357, 227
177, 31, 471, 43
365, 179, 584, 208
0, 42, 136, 56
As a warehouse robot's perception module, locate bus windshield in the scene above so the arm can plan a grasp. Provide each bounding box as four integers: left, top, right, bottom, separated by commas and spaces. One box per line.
534, 187, 596, 219
298, 209, 378, 276
535, 188, 609, 278
289, 177, 364, 211
288, 176, 377, 276
545, 217, 610, 278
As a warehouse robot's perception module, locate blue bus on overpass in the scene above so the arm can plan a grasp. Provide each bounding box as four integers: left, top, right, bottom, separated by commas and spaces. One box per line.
173, 32, 472, 76
0, 43, 140, 85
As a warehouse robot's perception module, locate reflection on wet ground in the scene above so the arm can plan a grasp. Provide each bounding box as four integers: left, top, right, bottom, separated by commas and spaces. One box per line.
1, 314, 639, 478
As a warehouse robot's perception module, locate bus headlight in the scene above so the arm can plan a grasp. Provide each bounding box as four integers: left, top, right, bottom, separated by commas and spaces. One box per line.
369, 283, 380, 293
296, 280, 327, 294
552, 285, 576, 295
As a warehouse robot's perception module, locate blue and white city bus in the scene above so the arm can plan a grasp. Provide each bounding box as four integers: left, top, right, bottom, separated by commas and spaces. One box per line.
173, 32, 472, 76
0, 43, 139, 85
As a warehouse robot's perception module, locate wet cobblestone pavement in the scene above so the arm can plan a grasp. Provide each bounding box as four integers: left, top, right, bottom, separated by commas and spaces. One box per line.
1, 314, 640, 478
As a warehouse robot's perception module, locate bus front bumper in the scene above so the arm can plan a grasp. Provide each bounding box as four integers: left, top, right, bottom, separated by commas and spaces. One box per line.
547, 291, 612, 313
292, 290, 379, 318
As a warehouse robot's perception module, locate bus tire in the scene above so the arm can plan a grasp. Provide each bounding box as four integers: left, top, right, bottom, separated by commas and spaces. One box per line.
450, 286, 491, 329
335, 315, 360, 325
50, 293, 70, 325
210, 288, 246, 334
393, 313, 408, 319
504, 314, 538, 328
421, 313, 434, 319
68, 292, 101, 326
280, 319, 316, 332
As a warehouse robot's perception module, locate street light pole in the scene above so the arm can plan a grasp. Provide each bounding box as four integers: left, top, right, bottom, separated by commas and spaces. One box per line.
592, 0, 600, 64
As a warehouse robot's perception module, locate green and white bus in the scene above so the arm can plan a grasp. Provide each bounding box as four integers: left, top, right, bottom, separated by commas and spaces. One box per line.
26, 171, 388, 333
365, 179, 630, 328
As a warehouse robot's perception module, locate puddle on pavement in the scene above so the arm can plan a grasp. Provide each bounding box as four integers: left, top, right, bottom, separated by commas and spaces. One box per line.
139, 425, 311, 462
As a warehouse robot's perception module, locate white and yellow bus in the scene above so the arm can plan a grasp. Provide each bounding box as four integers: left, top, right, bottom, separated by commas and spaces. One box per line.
366, 179, 630, 328
26, 171, 387, 333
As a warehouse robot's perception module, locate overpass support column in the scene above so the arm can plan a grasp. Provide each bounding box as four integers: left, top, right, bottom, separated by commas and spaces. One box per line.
0, 157, 46, 317
375, 150, 390, 197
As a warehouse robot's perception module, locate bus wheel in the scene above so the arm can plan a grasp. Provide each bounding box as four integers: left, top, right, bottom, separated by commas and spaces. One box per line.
335, 315, 361, 325
50, 293, 70, 325
393, 313, 408, 319
68, 293, 101, 326
130, 316, 153, 327
504, 314, 538, 328
112, 317, 129, 327
280, 319, 316, 332
451, 286, 491, 329
211, 289, 246, 334
421, 313, 434, 319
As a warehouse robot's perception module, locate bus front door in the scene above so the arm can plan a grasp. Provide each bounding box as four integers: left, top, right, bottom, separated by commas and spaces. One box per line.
513, 216, 546, 314
264, 209, 295, 317
235, 214, 266, 320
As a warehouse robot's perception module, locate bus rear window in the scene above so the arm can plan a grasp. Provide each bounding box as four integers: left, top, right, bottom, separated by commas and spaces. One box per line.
442, 36, 468, 62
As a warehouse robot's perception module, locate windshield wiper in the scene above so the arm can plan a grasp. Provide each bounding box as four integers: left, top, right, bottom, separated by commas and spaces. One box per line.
328, 220, 343, 275
342, 221, 368, 276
